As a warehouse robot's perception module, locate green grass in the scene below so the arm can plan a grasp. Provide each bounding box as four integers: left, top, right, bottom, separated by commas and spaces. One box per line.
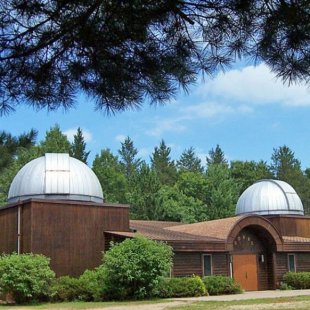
171, 295, 310, 310
1, 296, 310, 310
0, 299, 169, 309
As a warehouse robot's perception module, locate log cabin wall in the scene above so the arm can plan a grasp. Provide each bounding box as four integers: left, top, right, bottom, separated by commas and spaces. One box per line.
172, 252, 229, 277
274, 252, 288, 286
296, 253, 310, 272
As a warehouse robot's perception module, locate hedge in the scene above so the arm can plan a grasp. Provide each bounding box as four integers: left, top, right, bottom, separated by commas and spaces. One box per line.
153, 276, 206, 298
202, 275, 242, 295
283, 272, 310, 289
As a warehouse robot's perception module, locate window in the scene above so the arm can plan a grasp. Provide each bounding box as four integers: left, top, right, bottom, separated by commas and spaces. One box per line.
203, 254, 212, 276
288, 254, 296, 272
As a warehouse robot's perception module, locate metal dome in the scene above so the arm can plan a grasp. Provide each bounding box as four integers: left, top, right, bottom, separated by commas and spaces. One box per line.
236, 179, 304, 216
8, 153, 103, 203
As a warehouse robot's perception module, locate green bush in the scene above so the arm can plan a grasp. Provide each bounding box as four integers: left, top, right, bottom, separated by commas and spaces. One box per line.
102, 235, 173, 300
202, 276, 242, 295
153, 276, 206, 298
0, 253, 55, 304
78, 267, 106, 301
49, 276, 83, 301
283, 272, 310, 289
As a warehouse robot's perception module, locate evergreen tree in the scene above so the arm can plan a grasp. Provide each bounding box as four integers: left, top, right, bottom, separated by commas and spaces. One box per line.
205, 164, 240, 220
70, 127, 90, 164
0, 129, 37, 172
118, 136, 141, 182
40, 125, 71, 154
207, 145, 228, 167
92, 149, 126, 203
177, 147, 204, 173
230, 160, 273, 194
151, 140, 177, 186
125, 162, 161, 220
1, 1, 308, 115
270, 145, 302, 180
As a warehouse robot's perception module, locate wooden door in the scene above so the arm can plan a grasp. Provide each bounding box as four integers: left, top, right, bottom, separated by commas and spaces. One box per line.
233, 254, 258, 291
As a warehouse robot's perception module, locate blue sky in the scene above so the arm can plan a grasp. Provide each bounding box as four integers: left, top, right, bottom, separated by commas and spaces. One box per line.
1, 63, 310, 168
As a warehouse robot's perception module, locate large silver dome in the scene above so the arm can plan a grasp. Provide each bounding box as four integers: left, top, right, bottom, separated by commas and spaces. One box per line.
236, 179, 304, 216
8, 153, 103, 203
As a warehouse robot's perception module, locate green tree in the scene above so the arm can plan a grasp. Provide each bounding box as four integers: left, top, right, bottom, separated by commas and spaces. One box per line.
92, 149, 126, 203
1, 1, 308, 115
125, 163, 161, 220
207, 145, 228, 167
40, 125, 71, 153
176, 171, 207, 202
205, 164, 240, 220
102, 236, 173, 300
118, 136, 141, 183
230, 160, 273, 194
0, 129, 37, 172
151, 140, 177, 185
270, 145, 302, 180
69, 127, 90, 164
177, 147, 204, 173
0, 146, 42, 205
154, 185, 206, 223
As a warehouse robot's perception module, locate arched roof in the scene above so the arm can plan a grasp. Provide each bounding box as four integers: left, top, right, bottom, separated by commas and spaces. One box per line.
236, 179, 304, 216
8, 153, 103, 203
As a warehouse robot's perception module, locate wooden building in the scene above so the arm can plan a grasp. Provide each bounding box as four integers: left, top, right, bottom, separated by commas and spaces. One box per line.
1, 154, 310, 290
106, 180, 310, 291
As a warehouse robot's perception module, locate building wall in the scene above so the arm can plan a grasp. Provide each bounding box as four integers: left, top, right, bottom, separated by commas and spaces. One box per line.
172, 252, 229, 277
0, 205, 18, 253
0, 199, 130, 277
267, 215, 310, 238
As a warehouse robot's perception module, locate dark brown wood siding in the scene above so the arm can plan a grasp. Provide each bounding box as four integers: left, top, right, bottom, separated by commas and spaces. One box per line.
0, 206, 17, 253
29, 200, 130, 276
173, 252, 202, 276
296, 253, 310, 272
172, 252, 229, 277
274, 253, 288, 287
212, 254, 229, 276
267, 215, 310, 238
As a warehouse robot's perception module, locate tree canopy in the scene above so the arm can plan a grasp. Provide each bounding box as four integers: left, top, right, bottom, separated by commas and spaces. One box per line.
1, 0, 309, 115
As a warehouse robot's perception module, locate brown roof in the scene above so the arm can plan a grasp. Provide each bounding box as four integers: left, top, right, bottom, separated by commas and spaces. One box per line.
106, 218, 243, 242
165, 216, 243, 240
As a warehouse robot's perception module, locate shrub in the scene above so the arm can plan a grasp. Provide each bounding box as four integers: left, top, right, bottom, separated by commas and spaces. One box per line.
153, 276, 206, 298
78, 267, 106, 301
202, 275, 242, 295
0, 253, 55, 304
49, 276, 84, 302
283, 272, 310, 289
102, 235, 173, 300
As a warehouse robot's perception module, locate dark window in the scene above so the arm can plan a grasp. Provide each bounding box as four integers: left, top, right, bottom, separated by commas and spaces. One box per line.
203, 254, 212, 276
288, 254, 296, 272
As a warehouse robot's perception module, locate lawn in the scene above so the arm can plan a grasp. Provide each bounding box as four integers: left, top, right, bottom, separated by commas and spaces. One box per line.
1, 295, 310, 310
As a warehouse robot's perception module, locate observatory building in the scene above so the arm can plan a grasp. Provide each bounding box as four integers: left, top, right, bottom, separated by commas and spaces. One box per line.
1, 154, 310, 290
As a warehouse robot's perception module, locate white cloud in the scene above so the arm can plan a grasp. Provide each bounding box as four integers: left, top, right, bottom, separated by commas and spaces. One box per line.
145, 117, 188, 137
115, 134, 127, 142
64, 128, 93, 142
198, 63, 310, 106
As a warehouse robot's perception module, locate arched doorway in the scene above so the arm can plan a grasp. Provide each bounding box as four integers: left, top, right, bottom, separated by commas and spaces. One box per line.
226, 216, 283, 291
232, 227, 274, 291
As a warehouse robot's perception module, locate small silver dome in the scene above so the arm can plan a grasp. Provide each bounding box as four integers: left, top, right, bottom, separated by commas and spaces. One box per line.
8, 153, 103, 203
236, 179, 304, 216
